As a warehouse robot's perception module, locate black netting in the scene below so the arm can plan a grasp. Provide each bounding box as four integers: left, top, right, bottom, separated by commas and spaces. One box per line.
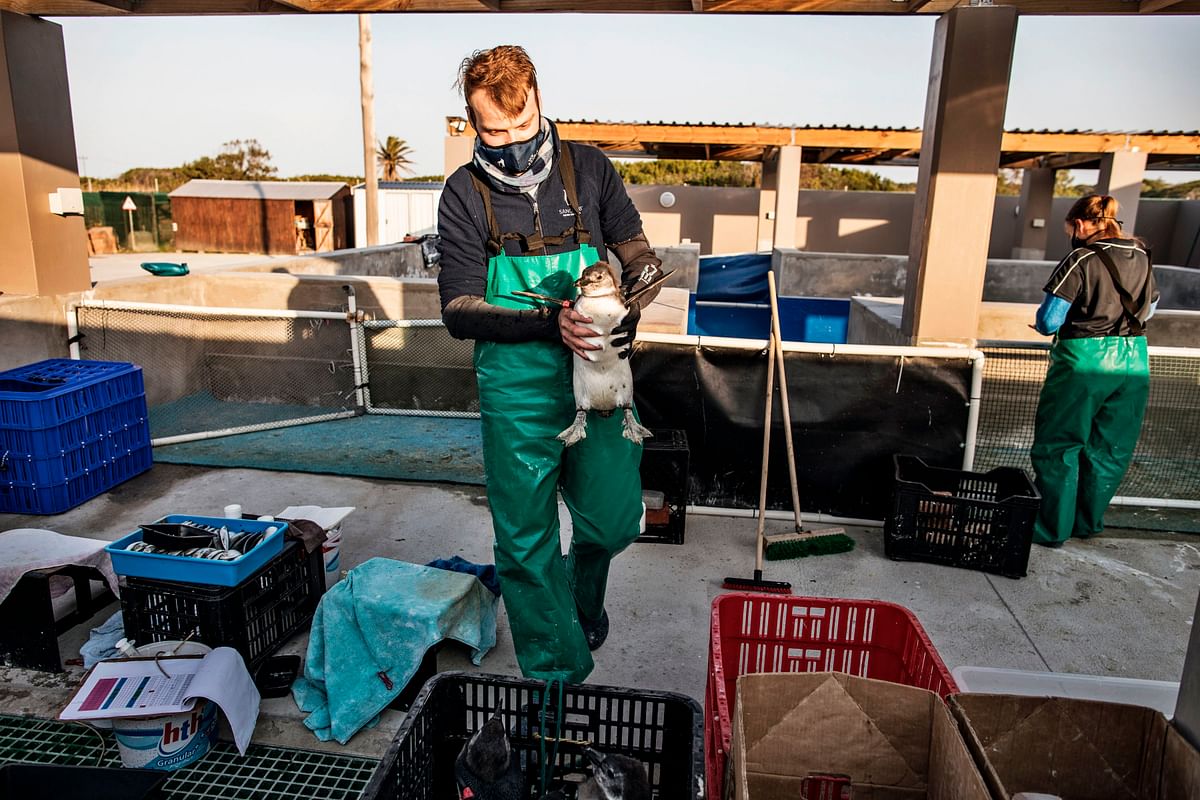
976, 343, 1200, 502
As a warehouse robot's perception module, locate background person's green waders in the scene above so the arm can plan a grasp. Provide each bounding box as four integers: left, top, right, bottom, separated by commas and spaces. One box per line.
475, 241, 644, 683
1030, 335, 1149, 545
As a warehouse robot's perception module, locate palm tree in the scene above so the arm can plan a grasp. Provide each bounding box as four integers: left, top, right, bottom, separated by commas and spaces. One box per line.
376, 136, 415, 182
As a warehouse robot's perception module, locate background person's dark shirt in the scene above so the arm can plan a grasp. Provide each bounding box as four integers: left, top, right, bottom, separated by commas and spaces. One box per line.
1043, 238, 1158, 339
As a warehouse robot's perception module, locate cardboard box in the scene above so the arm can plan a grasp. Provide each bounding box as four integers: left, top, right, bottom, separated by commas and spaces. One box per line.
729, 672, 991, 800
950, 694, 1200, 800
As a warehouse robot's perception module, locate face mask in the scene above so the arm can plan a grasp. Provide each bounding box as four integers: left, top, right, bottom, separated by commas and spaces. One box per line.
473, 116, 545, 176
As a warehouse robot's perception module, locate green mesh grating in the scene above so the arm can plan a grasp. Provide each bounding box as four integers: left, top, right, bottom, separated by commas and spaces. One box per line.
0, 715, 378, 799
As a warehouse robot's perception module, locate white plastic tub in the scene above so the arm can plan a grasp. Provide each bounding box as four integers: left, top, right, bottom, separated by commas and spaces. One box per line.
952, 665, 1180, 718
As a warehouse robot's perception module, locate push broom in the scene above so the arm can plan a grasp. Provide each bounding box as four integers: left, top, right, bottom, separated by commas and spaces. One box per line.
759, 271, 855, 561
722, 273, 853, 594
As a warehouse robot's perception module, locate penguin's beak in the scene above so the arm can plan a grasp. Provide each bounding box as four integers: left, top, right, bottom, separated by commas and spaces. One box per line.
574, 276, 587, 288
584, 747, 605, 766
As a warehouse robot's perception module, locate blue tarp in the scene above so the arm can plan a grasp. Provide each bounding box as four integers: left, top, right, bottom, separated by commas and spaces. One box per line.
696, 253, 772, 303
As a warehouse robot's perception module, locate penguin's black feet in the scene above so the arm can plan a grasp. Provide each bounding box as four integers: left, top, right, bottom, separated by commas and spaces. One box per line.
579, 608, 609, 651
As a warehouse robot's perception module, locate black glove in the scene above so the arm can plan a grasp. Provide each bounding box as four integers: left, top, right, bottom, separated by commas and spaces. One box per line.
621, 262, 665, 308
611, 304, 640, 359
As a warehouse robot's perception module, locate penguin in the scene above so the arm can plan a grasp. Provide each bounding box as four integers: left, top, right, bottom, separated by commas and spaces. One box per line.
454, 714, 525, 800
576, 747, 652, 800
557, 262, 653, 447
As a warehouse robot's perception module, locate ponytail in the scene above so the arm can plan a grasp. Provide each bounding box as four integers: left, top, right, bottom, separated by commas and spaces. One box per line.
1066, 194, 1126, 243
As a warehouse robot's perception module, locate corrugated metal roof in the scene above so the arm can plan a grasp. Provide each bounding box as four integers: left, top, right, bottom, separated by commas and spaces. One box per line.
169, 179, 348, 200
555, 119, 1199, 136
357, 181, 446, 190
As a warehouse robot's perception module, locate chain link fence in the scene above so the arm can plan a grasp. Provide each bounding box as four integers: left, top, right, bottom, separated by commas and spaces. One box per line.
359, 320, 479, 417
72, 301, 1200, 508
83, 192, 173, 251
976, 342, 1200, 503
76, 303, 359, 443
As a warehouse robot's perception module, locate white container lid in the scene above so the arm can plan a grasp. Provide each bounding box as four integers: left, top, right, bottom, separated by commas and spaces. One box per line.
952, 665, 1179, 718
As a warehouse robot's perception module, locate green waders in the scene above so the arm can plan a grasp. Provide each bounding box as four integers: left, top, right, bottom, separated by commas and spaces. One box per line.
469, 151, 644, 684
1030, 335, 1149, 545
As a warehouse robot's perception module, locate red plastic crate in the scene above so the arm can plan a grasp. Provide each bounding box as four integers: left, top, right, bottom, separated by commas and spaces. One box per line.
705, 593, 957, 799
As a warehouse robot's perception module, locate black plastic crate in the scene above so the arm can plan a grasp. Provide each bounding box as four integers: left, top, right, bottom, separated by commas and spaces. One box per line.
119, 538, 325, 672
361, 671, 703, 800
639, 428, 689, 545
885, 455, 1040, 579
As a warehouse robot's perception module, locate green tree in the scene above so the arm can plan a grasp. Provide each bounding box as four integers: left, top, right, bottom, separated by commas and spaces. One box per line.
614, 159, 761, 187
1054, 171, 1091, 197
1142, 178, 1200, 199
205, 139, 278, 181
376, 136, 415, 181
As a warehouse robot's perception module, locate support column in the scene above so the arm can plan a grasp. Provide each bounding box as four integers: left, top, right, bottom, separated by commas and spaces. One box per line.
1012, 167, 1055, 260
1097, 149, 1148, 234
444, 135, 473, 180
756, 152, 777, 252
0, 13, 89, 297
772, 145, 802, 250
902, 5, 1018, 346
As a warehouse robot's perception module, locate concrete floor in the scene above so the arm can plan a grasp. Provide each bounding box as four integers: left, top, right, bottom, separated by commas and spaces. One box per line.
1, 462, 1198, 759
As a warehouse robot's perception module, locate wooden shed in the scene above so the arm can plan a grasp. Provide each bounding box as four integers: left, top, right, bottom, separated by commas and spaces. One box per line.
170, 180, 353, 255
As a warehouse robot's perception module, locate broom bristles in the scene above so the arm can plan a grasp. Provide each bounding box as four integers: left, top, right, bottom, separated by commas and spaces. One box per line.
764, 529, 855, 561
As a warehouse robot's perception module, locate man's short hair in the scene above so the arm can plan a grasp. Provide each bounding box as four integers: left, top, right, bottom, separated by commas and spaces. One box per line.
457, 45, 539, 117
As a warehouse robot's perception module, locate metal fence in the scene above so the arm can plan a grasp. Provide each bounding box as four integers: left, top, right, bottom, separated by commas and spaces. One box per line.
75, 301, 360, 445
71, 300, 1200, 508
976, 342, 1200, 505
359, 320, 479, 418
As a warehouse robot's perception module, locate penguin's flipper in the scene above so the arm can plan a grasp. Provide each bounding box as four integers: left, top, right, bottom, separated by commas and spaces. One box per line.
620, 409, 653, 445
556, 410, 588, 447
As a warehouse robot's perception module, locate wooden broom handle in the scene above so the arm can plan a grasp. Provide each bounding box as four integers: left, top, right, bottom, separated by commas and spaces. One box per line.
754, 327, 777, 572
767, 271, 805, 532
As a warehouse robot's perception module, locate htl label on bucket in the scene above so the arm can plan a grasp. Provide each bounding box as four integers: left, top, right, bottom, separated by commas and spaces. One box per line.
113, 700, 218, 770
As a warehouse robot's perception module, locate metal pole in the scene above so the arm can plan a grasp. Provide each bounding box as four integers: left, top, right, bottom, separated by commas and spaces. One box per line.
359, 15, 379, 247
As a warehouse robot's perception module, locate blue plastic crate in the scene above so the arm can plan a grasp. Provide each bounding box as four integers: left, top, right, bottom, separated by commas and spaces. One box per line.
0, 445, 152, 514
107, 515, 287, 587
0, 434, 108, 485
0, 360, 144, 429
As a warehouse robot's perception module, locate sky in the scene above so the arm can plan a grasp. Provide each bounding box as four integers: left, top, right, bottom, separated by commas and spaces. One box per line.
53, 12, 1200, 183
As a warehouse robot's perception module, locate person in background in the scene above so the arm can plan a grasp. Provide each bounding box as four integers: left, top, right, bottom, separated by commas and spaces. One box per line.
1029, 194, 1158, 547
436, 45, 665, 684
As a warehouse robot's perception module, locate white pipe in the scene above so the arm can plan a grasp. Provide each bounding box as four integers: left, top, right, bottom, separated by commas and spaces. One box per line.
685, 504, 884, 528
151, 411, 358, 447
978, 340, 1200, 360
962, 350, 984, 471
644, 330, 989, 363
361, 319, 446, 329
66, 303, 81, 360
1110, 496, 1200, 510
366, 407, 481, 420
344, 286, 367, 411
79, 299, 348, 321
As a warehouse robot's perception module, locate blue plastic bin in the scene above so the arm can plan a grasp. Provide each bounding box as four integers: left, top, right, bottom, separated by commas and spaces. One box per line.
107, 515, 287, 587
0, 446, 152, 515
0, 360, 145, 429
0, 359, 151, 514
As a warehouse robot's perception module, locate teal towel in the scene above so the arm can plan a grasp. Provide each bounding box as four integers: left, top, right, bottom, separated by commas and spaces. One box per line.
291, 557, 498, 743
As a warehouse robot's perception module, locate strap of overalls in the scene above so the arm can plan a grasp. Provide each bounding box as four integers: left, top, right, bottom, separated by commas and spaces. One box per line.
468, 142, 592, 256
1086, 244, 1150, 336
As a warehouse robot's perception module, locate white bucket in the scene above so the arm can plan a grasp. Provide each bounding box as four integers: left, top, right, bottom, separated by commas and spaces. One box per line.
322, 525, 343, 577
111, 641, 219, 771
